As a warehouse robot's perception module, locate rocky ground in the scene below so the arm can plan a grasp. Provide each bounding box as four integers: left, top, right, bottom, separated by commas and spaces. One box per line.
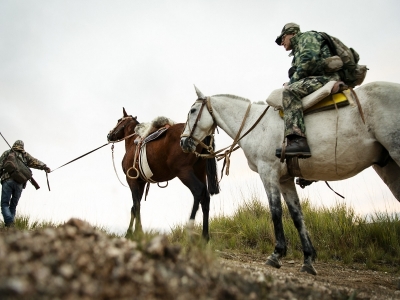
0, 218, 399, 300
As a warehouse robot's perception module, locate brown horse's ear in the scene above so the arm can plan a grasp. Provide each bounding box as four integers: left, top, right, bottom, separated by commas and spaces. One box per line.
123, 107, 128, 117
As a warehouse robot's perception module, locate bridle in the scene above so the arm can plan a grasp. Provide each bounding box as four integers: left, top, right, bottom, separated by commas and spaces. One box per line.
107, 115, 138, 143
108, 115, 139, 187
181, 96, 270, 177
181, 97, 218, 154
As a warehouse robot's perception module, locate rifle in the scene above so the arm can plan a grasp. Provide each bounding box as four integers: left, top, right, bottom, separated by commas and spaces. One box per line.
0, 132, 40, 190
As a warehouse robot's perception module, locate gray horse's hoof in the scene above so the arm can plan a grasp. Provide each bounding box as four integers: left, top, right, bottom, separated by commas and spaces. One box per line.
266, 254, 282, 269
300, 263, 317, 275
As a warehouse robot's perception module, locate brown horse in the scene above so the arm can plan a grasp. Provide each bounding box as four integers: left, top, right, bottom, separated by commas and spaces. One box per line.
107, 108, 220, 240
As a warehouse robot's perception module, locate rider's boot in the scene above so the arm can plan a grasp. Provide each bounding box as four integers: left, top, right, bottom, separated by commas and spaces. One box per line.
276, 135, 311, 159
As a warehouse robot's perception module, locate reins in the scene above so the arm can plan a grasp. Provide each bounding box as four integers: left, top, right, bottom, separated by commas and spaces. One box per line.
182, 97, 270, 179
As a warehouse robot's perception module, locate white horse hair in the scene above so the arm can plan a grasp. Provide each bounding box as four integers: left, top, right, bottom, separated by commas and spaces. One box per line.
135, 116, 176, 139
180, 81, 400, 275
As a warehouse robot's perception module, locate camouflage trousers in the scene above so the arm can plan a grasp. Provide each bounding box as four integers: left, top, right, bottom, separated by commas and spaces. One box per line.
283, 76, 336, 137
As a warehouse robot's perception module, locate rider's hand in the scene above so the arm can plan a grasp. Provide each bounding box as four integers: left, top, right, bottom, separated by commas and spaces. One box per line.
44, 166, 51, 173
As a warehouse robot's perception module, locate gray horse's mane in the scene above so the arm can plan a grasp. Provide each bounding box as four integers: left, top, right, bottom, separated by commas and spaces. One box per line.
213, 94, 251, 103
135, 116, 176, 138
213, 94, 266, 105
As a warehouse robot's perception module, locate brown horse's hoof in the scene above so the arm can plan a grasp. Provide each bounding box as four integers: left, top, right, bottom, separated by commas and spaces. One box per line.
300, 263, 317, 275
125, 229, 134, 238
265, 254, 282, 269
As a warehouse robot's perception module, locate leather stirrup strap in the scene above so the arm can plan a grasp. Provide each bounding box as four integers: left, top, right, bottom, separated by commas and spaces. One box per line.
350, 88, 365, 124
144, 182, 150, 201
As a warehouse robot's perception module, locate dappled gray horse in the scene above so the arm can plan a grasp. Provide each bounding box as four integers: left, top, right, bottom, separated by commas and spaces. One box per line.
180, 81, 400, 275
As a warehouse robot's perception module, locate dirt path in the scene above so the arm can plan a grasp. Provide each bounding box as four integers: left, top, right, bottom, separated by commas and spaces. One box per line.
218, 251, 400, 299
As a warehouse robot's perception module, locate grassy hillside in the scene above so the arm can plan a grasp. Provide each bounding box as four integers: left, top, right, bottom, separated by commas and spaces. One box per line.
170, 197, 400, 273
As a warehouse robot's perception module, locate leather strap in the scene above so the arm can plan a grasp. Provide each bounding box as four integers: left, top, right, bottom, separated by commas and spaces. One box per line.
350, 88, 365, 124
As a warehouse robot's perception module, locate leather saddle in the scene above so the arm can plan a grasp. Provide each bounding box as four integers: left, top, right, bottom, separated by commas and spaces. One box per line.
266, 81, 354, 116
134, 126, 170, 183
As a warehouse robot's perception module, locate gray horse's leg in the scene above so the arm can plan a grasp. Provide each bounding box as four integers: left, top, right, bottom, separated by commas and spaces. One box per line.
280, 179, 317, 275
373, 157, 400, 201
263, 180, 287, 269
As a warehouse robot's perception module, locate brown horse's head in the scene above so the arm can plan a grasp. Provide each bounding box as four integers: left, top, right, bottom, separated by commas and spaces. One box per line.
107, 108, 139, 142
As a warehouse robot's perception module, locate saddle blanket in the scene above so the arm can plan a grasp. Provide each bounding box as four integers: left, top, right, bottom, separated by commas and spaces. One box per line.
266, 81, 355, 116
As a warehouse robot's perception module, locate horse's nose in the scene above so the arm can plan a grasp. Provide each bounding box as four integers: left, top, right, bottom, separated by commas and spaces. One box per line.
180, 137, 190, 152
180, 138, 185, 148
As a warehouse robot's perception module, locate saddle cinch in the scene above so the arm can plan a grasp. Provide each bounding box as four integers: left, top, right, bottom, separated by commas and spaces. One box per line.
266, 81, 356, 116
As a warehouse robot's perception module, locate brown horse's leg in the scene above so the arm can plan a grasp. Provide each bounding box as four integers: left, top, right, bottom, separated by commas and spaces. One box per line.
126, 208, 135, 238
200, 192, 210, 241
179, 170, 210, 241
126, 182, 145, 239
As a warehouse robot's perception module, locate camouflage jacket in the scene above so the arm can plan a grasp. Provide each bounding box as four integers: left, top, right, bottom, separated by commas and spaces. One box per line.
288, 31, 339, 84
0, 149, 47, 182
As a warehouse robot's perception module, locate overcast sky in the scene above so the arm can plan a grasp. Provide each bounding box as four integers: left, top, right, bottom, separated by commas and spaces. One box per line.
1, 0, 399, 234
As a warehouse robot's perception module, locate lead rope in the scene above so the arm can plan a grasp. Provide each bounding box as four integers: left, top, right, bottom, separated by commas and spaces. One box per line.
46, 172, 50, 191
50, 142, 110, 173
111, 144, 128, 187
48, 132, 137, 191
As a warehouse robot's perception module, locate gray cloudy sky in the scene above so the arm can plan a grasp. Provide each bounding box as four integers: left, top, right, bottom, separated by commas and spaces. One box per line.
1, 0, 399, 233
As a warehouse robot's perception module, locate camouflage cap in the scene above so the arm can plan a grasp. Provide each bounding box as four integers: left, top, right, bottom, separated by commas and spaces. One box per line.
12, 140, 24, 152
275, 22, 300, 45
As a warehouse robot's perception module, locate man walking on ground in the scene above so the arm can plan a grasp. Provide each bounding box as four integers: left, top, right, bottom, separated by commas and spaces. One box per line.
0, 140, 50, 227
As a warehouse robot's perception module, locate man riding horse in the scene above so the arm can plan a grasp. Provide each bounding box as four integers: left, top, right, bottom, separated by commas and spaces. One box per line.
275, 23, 340, 159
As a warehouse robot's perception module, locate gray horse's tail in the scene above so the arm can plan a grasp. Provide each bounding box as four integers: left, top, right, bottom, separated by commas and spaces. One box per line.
202, 136, 220, 195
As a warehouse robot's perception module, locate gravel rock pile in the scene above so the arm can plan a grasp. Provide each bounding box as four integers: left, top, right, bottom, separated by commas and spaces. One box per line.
0, 218, 361, 299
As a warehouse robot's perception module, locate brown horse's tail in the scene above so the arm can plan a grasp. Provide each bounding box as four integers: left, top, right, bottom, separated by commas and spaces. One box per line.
202, 136, 220, 195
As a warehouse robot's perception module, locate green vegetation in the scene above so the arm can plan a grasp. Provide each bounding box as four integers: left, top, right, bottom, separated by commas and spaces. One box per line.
170, 197, 400, 273
2, 195, 400, 273
0, 216, 60, 230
